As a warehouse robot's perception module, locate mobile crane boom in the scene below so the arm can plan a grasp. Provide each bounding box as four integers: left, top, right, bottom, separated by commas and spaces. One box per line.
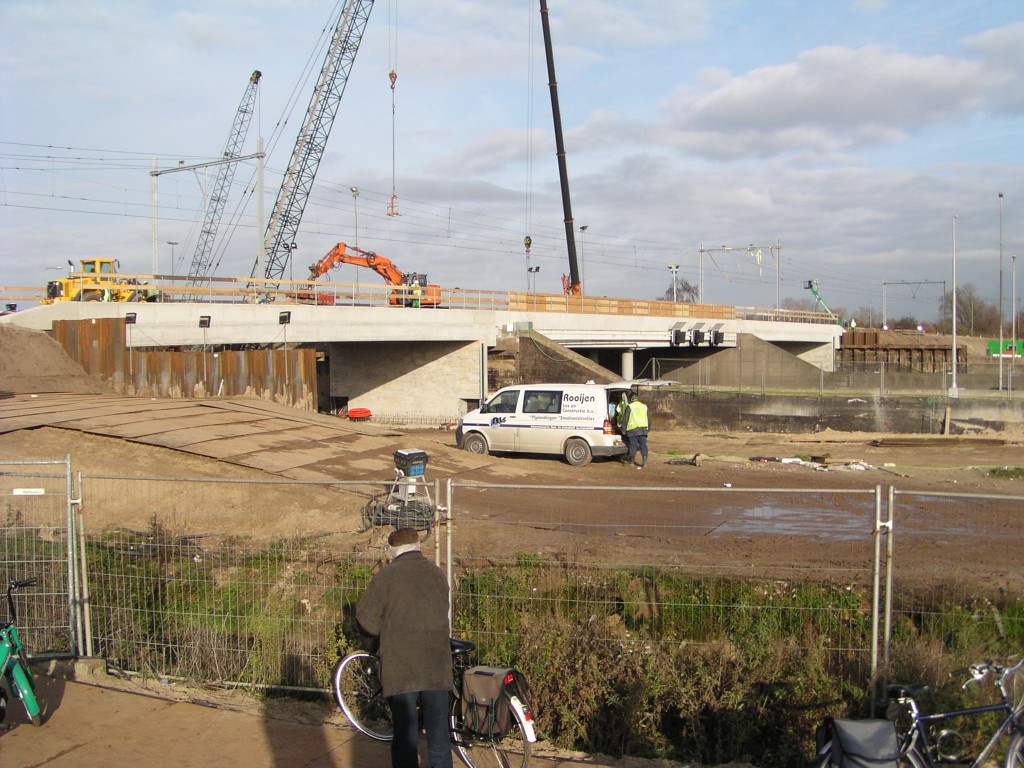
252, 0, 375, 291
804, 280, 844, 327
187, 70, 262, 291
539, 0, 581, 296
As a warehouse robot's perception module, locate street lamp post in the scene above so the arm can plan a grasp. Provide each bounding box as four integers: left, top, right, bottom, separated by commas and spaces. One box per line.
527, 266, 540, 292
284, 242, 297, 299
350, 187, 360, 300
668, 264, 679, 302
579, 225, 588, 294
999, 193, 1005, 391
951, 214, 959, 398
165, 241, 179, 276
1012, 253, 1017, 395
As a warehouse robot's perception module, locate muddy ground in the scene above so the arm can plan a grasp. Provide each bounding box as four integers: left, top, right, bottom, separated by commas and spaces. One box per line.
2, 421, 1022, 590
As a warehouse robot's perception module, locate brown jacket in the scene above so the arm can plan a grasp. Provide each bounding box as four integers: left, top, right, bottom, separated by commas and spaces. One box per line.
355, 550, 452, 698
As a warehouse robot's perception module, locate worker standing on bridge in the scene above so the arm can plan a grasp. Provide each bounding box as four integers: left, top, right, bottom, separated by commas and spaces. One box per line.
622, 392, 650, 470
411, 273, 422, 308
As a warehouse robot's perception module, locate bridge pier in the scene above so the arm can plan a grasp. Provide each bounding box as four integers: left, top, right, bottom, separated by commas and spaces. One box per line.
621, 348, 634, 380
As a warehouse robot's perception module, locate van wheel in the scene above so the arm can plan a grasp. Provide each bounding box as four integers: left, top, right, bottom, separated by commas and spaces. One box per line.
564, 438, 592, 466
462, 433, 488, 456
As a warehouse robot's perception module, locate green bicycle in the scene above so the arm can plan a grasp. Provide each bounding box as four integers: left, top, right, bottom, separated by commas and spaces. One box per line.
0, 577, 42, 727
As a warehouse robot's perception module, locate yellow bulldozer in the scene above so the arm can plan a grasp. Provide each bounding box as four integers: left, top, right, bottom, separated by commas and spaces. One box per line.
42, 258, 160, 304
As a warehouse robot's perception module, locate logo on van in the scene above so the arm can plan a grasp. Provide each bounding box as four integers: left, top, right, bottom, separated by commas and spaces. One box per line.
562, 393, 596, 404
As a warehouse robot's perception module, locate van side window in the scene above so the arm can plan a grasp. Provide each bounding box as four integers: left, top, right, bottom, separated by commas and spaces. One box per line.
524, 390, 562, 414
487, 390, 520, 414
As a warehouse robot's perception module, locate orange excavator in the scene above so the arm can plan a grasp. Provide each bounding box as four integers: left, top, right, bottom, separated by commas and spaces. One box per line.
299, 242, 442, 306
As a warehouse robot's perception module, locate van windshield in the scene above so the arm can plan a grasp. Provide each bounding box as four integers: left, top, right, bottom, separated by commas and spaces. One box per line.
486, 390, 520, 414
524, 390, 562, 414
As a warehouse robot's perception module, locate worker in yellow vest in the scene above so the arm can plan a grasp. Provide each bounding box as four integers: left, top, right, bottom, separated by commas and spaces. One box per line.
621, 392, 649, 470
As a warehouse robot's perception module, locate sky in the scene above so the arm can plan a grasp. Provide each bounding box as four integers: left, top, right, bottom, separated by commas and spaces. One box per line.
2, 0, 1022, 324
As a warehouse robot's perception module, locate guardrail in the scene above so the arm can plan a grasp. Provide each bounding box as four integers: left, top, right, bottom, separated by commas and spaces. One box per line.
2, 274, 835, 324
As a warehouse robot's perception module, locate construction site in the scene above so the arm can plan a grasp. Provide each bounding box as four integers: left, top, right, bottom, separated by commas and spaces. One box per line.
5, 6, 1024, 768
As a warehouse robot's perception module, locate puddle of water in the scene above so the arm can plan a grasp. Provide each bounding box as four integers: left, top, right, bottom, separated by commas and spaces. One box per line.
706, 501, 870, 541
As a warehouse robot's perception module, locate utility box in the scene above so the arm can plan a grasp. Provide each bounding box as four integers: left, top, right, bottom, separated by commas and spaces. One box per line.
394, 449, 428, 477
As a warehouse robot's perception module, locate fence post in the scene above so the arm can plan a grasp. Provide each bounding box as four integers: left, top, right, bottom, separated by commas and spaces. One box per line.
63, 454, 84, 658
870, 483, 883, 713
882, 484, 895, 695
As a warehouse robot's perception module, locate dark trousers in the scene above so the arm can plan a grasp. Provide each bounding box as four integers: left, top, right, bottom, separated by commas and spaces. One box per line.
388, 689, 453, 768
627, 431, 649, 464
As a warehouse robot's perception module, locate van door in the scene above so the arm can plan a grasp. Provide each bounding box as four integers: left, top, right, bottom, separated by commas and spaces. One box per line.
518, 387, 564, 453
481, 388, 521, 452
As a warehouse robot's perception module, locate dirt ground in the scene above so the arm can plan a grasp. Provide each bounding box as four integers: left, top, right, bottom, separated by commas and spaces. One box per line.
2, 323, 1022, 767
2, 421, 1022, 589
1, 322, 1023, 586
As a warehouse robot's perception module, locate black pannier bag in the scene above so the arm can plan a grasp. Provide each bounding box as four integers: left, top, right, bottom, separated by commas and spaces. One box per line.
461, 666, 531, 738
831, 719, 900, 768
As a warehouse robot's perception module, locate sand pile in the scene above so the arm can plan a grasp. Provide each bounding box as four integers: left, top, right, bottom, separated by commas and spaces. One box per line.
0, 324, 108, 395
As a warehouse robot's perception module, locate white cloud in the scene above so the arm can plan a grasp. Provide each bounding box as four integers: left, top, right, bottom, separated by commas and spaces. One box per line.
656, 45, 986, 159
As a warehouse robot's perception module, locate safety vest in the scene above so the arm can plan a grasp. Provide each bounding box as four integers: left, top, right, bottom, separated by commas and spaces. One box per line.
625, 401, 648, 431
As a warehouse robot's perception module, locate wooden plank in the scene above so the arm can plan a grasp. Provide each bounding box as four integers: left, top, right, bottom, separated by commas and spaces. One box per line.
144, 422, 272, 448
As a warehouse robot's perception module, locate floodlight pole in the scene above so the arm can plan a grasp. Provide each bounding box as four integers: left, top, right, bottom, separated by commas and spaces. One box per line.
950, 214, 959, 398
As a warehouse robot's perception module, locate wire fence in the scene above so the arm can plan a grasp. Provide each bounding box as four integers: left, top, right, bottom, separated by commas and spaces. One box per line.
2, 464, 1022, 701
0, 458, 77, 657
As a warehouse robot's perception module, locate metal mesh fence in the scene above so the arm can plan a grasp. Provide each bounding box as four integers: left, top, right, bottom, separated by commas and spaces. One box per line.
8, 465, 1022, 704
447, 483, 885, 676
886, 489, 1024, 674
0, 458, 75, 656
77, 473, 440, 690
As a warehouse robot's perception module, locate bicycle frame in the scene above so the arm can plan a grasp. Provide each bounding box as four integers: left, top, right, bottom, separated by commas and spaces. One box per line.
1, 577, 42, 727
895, 660, 1024, 768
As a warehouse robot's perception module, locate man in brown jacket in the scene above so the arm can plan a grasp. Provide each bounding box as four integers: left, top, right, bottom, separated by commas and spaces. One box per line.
356, 528, 453, 768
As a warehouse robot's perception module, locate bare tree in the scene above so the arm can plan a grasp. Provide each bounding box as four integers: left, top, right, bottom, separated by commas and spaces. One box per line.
855, 305, 881, 328
660, 277, 699, 303
938, 283, 999, 336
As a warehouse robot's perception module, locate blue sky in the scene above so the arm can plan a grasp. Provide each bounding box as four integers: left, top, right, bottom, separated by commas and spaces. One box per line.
2, 0, 1022, 323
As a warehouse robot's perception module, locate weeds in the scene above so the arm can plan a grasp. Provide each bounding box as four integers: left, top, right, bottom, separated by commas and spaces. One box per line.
988, 466, 1024, 480
13, 526, 1020, 768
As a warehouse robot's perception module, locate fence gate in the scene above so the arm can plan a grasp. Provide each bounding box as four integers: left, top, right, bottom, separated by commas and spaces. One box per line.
0, 456, 80, 658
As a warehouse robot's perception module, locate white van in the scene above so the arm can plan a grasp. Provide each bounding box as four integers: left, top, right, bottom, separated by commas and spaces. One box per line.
456, 383, 633, 466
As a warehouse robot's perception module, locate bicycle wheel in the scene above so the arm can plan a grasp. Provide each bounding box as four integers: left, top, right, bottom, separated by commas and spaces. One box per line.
451, 696, 531, 768
902, 745, 929, 768
8, 663, 42, 726
1005, 732, 1024, 768
332, 652, 393, 741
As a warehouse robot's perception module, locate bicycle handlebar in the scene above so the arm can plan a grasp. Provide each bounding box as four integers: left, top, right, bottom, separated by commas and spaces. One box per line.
5, 576, 37, 624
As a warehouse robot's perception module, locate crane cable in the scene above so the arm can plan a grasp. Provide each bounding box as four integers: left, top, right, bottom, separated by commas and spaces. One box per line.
387, 0, 399, 216
523, 0, 535, 290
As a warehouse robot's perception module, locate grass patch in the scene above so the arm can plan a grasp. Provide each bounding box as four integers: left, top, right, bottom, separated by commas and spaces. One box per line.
988, 466, 1024, 479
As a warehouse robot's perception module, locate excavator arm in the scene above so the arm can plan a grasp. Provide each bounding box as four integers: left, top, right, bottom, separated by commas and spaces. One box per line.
302, 242, 443, 307
308, 242, 405, 285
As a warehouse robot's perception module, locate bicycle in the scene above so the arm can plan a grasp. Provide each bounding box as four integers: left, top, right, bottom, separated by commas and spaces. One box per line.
332, 637, 535, 768
814, 659, 1024, 768
0, 577, 42, 728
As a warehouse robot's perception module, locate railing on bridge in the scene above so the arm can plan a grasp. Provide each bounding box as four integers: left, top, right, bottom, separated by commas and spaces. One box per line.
2, 274, 835, 324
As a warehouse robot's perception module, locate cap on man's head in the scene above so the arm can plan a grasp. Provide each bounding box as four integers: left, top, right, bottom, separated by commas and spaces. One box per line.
388, 527, 420, 547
